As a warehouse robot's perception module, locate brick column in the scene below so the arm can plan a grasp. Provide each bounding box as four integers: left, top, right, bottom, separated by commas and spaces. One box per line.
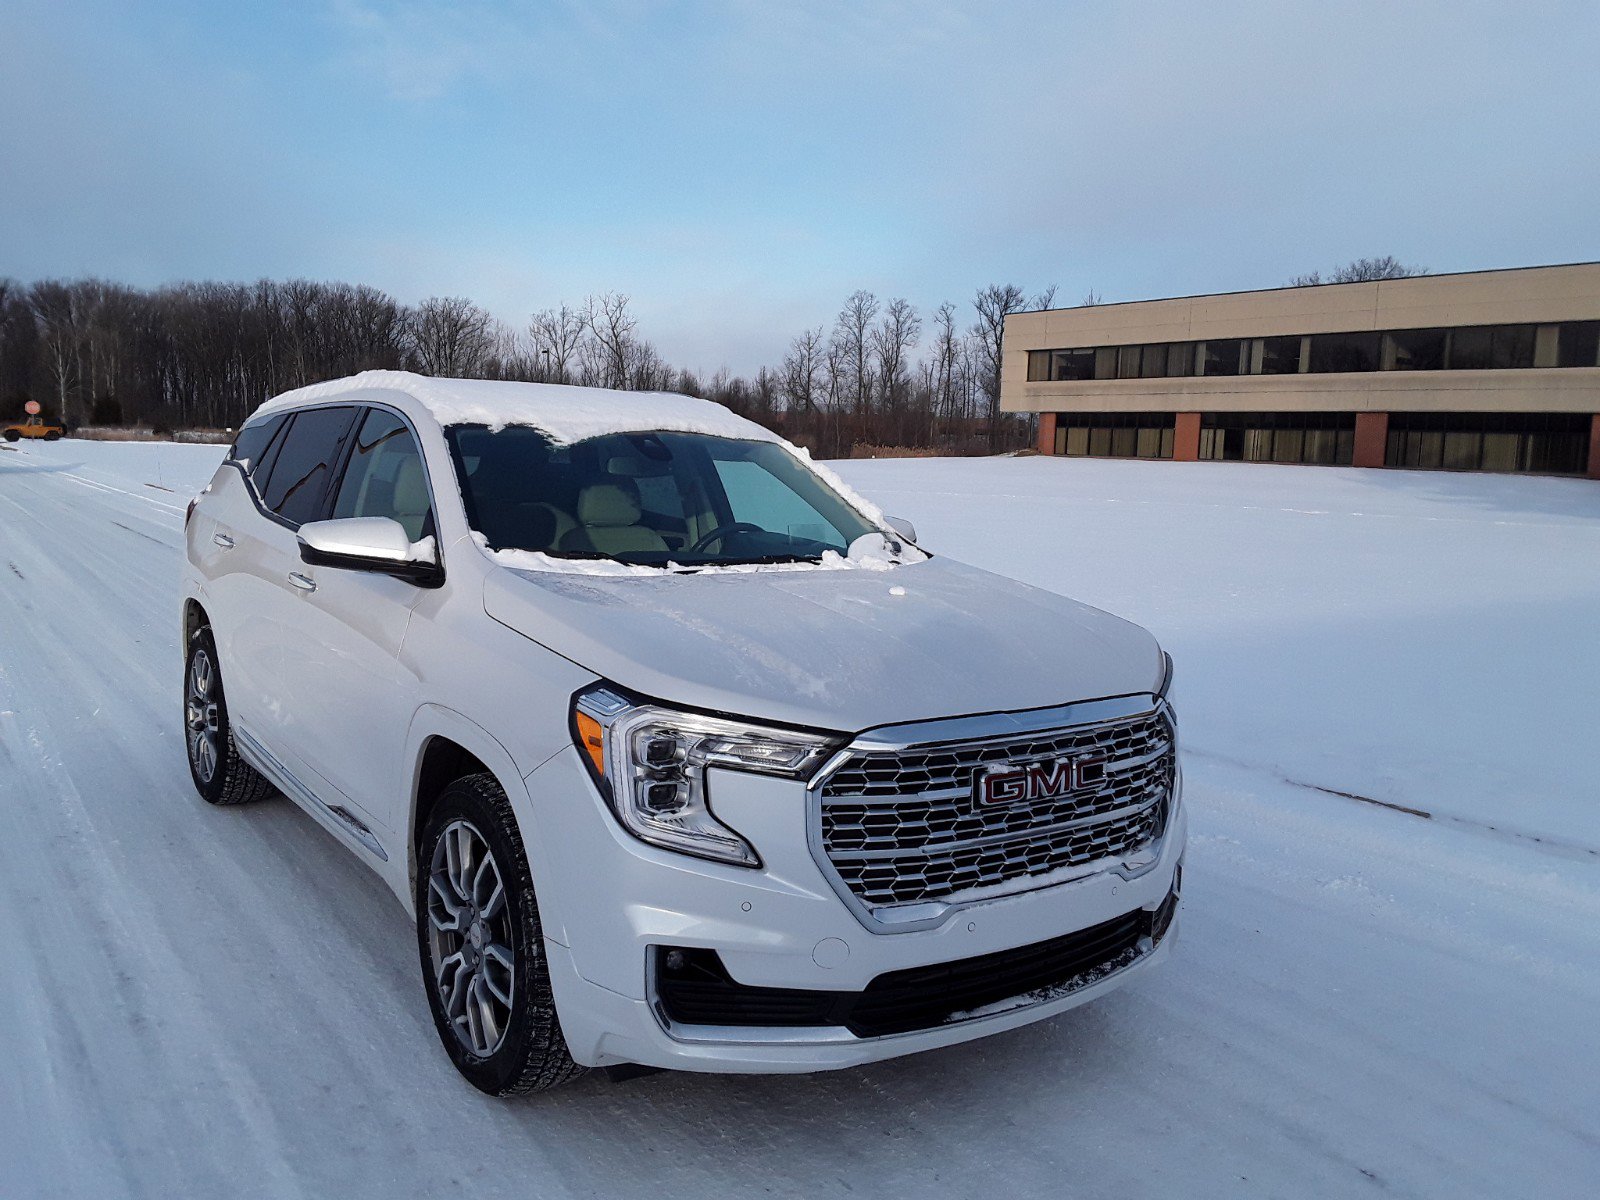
1036, 412, 1057, 455
1588, 415, 1600, 480
1353, 411, 1389, 468
1173, 412, 1201, 462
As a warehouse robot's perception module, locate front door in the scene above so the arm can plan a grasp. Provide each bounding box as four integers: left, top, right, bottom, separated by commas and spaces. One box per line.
275, 407, 436, 837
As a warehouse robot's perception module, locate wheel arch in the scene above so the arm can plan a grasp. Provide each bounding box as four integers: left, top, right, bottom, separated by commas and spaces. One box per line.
183, 597, 211, 645
404, 706, 539, 918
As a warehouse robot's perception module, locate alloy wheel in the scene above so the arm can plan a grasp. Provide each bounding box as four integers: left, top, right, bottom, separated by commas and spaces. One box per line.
427, 819, 516, 1057
185, 648, 221, 784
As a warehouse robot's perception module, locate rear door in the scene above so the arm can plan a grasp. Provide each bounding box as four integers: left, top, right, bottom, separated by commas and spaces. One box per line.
232, 405, 359, 769
198, 411, 294, 735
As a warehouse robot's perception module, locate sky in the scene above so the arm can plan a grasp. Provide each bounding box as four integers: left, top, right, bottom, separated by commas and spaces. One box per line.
3, 0, 1597, 375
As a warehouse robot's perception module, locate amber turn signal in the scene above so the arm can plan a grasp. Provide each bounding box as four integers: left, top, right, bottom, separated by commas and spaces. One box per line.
575, 710, 606, 777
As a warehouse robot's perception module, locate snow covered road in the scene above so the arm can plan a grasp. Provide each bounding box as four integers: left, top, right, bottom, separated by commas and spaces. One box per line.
2, 440, 1598, 1198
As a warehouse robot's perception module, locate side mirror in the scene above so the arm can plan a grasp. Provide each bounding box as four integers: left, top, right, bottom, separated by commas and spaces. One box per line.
298, 517, 442, 587
884, 515, 917, 544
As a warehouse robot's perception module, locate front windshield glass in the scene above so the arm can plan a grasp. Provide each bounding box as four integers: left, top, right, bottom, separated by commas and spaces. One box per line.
447, 425, 881, 567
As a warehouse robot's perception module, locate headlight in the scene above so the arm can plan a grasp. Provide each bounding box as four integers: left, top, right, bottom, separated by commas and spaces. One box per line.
1157, 650, 1175, 699
571, 686, 841, 867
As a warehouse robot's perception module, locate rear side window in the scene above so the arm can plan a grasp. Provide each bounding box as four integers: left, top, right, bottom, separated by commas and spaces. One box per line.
331, 409, 433, 542
231, 414, 285, 474
258, 407, 357, 526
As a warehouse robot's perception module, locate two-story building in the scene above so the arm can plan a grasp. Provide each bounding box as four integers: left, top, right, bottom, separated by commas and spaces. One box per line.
1001, 262, 1600, 478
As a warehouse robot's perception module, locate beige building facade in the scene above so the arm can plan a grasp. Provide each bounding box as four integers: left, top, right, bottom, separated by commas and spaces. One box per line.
1001, 262, 1600, 477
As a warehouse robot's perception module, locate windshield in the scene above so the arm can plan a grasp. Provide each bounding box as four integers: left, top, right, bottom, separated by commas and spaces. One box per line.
447, 426, 881, 567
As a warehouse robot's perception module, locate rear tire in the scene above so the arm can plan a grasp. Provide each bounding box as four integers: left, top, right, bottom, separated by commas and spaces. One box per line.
184, 627, 274, 806
43, 430, 61, 441
417, 773, 586, 1095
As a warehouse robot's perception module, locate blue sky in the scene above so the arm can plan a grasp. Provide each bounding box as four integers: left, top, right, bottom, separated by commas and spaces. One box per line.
3, 0, 1597, 373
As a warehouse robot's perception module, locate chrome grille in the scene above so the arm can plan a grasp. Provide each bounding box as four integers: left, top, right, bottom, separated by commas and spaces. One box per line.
817, 708, 1173, 909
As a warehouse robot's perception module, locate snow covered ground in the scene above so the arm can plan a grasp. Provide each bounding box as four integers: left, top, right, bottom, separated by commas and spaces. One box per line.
2, 438, 1597, 1198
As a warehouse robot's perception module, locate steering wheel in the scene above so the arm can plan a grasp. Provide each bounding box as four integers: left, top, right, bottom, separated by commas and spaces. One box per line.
686, 522, 764, 555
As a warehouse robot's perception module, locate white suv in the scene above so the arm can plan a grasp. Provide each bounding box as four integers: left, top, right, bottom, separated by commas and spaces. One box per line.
182, 370, 1183, 1094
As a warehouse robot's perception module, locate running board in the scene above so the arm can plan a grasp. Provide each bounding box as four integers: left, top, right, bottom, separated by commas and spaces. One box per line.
234, 726, 390, 862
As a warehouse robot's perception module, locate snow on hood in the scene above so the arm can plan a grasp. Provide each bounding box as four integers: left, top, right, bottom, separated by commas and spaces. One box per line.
472, 532, 922, 578
482, 555, 1165, 732
251, 370, 893, 531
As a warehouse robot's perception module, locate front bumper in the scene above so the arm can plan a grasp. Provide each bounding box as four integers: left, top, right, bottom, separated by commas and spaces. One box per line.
521, 744, 1185, 1073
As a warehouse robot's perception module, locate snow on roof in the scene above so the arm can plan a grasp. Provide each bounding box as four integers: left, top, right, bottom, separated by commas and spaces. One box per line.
250, 369, 892, 533
252, 370, 783, 447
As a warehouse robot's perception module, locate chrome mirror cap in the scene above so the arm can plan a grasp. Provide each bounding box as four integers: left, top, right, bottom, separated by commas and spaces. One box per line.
884, 515, 917, 543
298, 516, 415, 563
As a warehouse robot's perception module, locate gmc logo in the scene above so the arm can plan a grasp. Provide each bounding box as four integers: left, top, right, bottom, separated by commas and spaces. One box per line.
977, 756, 1107, 806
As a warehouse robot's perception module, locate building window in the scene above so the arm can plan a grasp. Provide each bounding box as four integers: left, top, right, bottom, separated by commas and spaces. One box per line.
1308, 331, 1381, 373
1199, 339, 1243, 376
1028, 348, 1102, 381
1558, 321, 1600, 368
1054, 412, 1175, 459
1051, 348, 1097, 381
1386, 328, 1448, 370
1385, 412, 1588, 474
1258, 336, 1303, 375
1027, 317, 1593, 385
1199, 412, 1356, 465
1447, 324, 1536, 370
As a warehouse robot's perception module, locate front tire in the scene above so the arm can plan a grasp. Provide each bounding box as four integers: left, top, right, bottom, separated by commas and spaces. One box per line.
416, 774, 586, 1095
2, 429, 17, 442
184, 627, 273, 806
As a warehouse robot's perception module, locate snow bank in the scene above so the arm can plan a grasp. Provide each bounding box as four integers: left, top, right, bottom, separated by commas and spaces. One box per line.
835, 455, 1600, 847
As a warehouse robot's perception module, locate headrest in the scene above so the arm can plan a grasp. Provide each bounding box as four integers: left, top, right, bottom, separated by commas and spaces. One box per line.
392, 457, 430, 515
577, 481, 642, 527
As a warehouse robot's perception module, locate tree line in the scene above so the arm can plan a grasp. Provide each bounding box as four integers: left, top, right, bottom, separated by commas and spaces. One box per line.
0, 257, 1419, 456
0, 277, 1060, 457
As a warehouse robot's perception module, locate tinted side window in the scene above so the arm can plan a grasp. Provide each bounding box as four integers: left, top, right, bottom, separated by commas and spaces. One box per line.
230, 414, 285, 473
259, 407, 357, 526
331, 409, 433, 541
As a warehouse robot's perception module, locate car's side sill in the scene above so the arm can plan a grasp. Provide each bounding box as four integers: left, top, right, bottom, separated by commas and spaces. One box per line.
234, 725, 390, 862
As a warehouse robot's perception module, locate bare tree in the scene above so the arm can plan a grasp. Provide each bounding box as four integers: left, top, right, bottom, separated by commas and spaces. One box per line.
0, 279, 40, 413
582, 292, 637, 389
406, 296, 495, 377
1292, 256, 1427, 287
625, 337, 674, 391
971, 283, 1028, 450
1079, 288, 1103, 307
928, 302, 961, 423
780, 327, 826, 412
528, 303, 586, 383
831, 290, 878, 416
870, 297, 921, 415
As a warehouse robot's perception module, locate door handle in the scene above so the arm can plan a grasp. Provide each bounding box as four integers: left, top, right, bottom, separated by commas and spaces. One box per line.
288, 572, 317, 593
213, 533, 235, 550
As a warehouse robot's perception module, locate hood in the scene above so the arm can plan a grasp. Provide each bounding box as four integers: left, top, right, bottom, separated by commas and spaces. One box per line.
483, 556, 1163, 734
